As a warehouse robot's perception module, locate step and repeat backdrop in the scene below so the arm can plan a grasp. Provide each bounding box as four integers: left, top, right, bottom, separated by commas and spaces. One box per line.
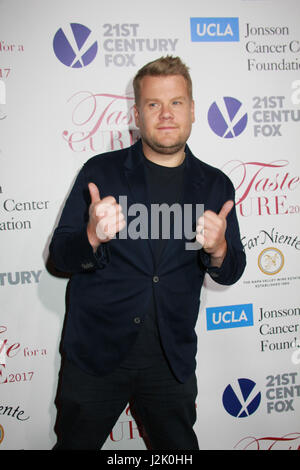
1, 0, 300, 450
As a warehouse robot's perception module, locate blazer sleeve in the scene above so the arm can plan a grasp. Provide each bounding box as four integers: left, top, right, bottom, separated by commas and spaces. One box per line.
49, 165, 110, 274
199, 181, 246, 286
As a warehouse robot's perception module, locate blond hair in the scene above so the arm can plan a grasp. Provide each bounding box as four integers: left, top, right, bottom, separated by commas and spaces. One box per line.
133, 56, 193, 105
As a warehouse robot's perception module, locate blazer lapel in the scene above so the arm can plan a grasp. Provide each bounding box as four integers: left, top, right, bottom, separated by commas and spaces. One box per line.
123, 140, 155, 261
181, 145, 205, 225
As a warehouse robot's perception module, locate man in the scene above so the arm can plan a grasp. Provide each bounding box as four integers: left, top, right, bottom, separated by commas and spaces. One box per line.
50, 56, 246, 450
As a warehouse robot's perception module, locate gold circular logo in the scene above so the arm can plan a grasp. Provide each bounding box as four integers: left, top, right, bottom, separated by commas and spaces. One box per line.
258, 247, 284, 275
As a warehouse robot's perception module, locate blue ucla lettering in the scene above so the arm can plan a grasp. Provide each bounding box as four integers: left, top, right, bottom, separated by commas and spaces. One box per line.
207, 304, 253, 330
190, 17, 239, 43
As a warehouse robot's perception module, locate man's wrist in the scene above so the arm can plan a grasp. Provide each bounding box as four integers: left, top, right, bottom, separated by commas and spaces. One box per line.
87, 223, 101, 252
209, 241, 227, 267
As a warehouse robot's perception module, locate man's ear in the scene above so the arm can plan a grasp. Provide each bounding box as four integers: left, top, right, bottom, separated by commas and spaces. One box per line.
191, 100, 195, 123
134, 104, 140, 128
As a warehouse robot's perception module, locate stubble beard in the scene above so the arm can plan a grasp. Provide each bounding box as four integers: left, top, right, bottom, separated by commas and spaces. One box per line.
142, 134, 187, 156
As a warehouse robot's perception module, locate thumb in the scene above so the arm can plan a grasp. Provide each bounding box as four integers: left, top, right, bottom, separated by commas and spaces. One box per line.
218, 200, 234, 219
88, 182, 101, 204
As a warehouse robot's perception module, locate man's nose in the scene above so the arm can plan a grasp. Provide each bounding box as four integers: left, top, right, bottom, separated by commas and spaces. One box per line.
159, 104, 173, 119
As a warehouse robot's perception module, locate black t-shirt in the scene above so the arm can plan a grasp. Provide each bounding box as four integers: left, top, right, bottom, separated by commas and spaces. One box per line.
120, 153, 185, 369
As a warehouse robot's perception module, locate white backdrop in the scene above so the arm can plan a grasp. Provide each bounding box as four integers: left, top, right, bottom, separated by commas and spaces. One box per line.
0, 0, 299, 450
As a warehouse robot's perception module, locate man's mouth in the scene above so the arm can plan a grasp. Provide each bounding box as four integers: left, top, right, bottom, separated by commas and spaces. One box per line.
157, 126, 178, 130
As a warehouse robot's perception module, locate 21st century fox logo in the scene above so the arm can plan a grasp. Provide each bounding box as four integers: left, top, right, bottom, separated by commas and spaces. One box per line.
53, 22, 178, 68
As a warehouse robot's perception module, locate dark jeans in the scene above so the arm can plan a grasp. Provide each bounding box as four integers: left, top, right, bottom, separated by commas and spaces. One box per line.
53, 358, 199, 450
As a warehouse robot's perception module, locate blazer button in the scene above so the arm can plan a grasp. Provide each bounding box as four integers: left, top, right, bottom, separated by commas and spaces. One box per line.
81, 262, 94, 270
153, 275, 159, 283
134, 317, 141, 324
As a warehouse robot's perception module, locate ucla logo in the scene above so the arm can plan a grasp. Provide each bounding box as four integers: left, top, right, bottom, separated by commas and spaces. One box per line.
206, 303, 253, 330
190, 17, 239, 42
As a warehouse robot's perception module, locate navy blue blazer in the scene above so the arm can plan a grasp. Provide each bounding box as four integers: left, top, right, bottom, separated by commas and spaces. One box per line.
50, 139, 246, 382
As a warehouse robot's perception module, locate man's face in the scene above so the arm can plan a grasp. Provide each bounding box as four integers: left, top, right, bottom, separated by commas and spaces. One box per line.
134, 74, 195, 157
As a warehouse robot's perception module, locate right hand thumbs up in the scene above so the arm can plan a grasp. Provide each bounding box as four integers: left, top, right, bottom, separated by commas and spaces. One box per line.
88, 182, 101, 204
87, 183, 126, 250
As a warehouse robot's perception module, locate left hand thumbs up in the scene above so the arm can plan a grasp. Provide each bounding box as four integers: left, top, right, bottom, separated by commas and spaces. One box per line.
196, 200, 234, 262
218, 200, 234, 220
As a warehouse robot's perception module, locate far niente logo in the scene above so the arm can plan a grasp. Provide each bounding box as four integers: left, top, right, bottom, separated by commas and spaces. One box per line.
53, 23, 98, 68
258, 247, 284, 275
222, 378, 261, 418
208, 97, 248, 138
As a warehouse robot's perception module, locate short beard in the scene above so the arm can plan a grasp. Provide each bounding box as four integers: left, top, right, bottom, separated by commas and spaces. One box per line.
142, 135, 186, 155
